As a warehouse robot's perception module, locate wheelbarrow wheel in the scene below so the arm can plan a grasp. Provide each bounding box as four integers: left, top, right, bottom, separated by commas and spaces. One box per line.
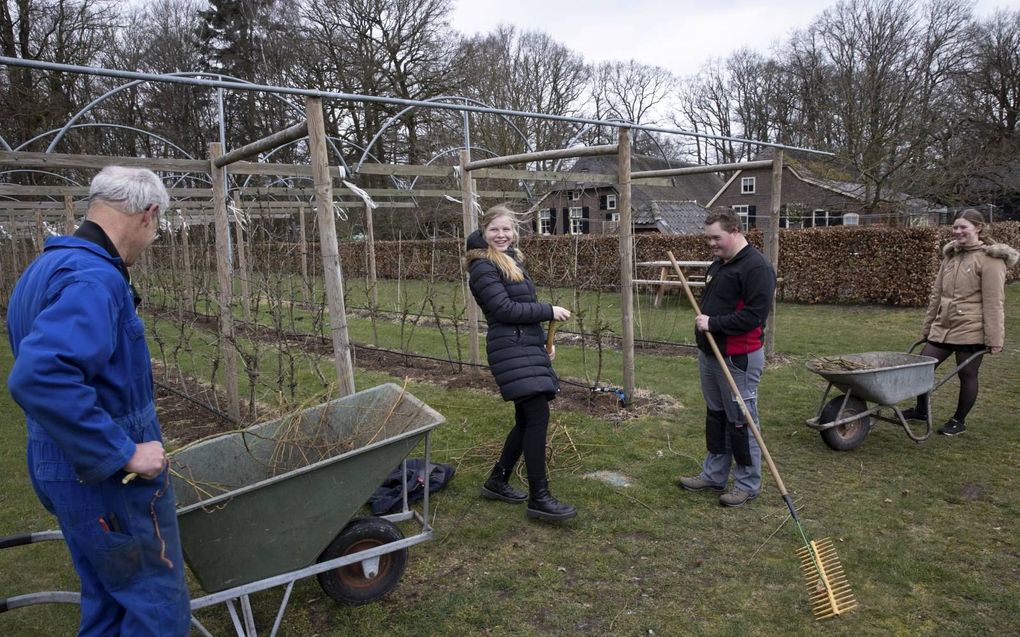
819, 395, 871, 451
316, 517, 407, 605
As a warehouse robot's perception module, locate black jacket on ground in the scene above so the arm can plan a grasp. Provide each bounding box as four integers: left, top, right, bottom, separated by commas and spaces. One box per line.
465, 230, 557, 402
696, 243, 776, 356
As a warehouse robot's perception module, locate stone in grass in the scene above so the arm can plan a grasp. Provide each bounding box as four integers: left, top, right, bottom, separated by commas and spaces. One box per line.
583, 470, 634, 488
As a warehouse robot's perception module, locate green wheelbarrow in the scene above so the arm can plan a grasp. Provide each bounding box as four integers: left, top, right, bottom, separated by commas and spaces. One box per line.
805, 341, 988, 451
1, 383, 445, 636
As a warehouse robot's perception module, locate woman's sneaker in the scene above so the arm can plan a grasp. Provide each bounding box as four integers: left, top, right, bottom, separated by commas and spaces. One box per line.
938, 418, 966, 436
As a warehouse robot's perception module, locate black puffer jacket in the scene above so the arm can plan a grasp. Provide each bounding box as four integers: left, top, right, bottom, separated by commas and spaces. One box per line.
465, 230, 557, 401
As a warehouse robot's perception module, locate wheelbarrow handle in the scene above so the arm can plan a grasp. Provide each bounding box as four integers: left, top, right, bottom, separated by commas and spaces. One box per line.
908, 339, 927, 354
0, 530, 64, 550
932, 348, 991, 393
667, 252, 798, 517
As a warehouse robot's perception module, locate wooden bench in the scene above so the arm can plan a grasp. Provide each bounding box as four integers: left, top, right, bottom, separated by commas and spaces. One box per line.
635, 260, 712, 308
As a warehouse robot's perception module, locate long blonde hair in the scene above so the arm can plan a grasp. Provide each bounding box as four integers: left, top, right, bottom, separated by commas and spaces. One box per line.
481, 205, 525, 282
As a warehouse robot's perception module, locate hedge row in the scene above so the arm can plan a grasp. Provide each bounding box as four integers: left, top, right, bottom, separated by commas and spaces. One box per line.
160, 222, 1020, 308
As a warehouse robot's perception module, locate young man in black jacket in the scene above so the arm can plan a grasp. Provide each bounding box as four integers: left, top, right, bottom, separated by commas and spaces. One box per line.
678, 209, 776, 507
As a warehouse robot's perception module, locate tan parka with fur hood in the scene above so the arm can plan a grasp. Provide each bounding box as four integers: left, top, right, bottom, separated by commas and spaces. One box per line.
922, 240, 1019, 349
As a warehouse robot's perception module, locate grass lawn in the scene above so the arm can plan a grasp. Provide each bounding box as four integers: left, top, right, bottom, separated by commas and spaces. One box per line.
1, 285, 1018, 636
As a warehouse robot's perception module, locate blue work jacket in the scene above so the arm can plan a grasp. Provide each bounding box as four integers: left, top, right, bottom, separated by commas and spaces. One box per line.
7, 236, 160, 485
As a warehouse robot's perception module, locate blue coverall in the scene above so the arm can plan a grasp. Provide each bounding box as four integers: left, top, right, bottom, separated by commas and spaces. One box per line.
7, 235, 190, 637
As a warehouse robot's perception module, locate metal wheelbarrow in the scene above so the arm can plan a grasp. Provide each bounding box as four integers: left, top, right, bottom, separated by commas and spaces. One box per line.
0, 383, 445, 636
805, 341, 988, 451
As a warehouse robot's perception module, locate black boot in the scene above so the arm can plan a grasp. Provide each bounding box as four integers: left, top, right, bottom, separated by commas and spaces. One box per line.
526, 479, 577, 521
480, 465, 527, 504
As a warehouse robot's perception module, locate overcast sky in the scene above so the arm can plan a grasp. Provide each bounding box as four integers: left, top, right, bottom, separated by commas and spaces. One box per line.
450, 0, 1019, 78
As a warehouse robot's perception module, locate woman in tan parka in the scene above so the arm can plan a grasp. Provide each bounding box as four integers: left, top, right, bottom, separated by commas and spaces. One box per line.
902, 209, 1019, 436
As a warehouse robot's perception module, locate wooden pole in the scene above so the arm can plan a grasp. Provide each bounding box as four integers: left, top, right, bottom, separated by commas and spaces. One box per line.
764, 150, 783, 357
63, 195, 75, 234
465, 143, 619, 171
364, 202, 378, 314
212, 121, 309, 168
232, 195, 252, 321
181, 215, 194, 312
618, 127, 635, 403
460, 149, 480, 366
306, 96, 356, 397
298, 205, 309, 303
34, 210, 44, 252
209, 142, 241, 422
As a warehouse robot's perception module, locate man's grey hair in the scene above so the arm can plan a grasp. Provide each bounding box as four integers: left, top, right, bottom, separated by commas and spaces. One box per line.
88, 166, 169, 215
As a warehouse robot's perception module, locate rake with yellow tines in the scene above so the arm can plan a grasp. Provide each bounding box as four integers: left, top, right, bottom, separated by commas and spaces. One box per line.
667, 251, 858, 620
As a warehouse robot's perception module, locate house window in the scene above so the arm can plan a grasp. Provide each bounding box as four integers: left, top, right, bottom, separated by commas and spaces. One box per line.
569, 190, 581, 201
843, 212, 859, 226
569, 207, 584, 234
741, 177, 756, 194
731, 205, 751, 231
539, 210, 552, 235
607, 194, 617, 210
813, 209, 829, 227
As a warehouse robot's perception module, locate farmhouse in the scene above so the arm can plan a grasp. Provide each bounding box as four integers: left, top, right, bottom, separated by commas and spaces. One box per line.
708, 150, 934, 229
527, 155, 722, 236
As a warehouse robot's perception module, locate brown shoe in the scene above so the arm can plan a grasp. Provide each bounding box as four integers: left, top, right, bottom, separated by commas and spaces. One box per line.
719, 489, 758, 507
677, 476, 725, 492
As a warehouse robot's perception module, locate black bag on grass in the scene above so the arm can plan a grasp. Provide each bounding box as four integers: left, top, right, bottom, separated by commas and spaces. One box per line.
366, 459, 456, 515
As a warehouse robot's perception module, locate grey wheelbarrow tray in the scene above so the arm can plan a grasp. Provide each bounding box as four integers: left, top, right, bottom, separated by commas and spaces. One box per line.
805, 340, 988, 451
0, 382, 445, 637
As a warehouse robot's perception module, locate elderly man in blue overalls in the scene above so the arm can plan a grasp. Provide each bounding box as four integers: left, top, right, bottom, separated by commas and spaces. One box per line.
7, 166, 190, 636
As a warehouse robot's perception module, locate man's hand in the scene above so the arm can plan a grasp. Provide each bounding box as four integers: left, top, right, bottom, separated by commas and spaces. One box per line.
124, 441, 167, 480
695, 314, 711, 332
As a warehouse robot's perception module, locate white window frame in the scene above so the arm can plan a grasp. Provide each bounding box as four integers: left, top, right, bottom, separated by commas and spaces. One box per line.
843, 212, 860, 226
741, 177, 756, 194
568, 207, 584, 235
813, 209, 829, 227
539, 210, 552, 235
569, 190, 581, 201
606, 194, 617, 210
731, 205, 750, 231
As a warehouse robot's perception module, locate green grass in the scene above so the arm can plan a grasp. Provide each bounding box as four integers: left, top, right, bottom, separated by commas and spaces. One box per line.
1, 285, 1018, 636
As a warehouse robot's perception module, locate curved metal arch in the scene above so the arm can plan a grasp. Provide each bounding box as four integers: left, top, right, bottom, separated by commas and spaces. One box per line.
355, 96, 535, 174
46, 71, 304, 154
410, 144, 535, 200
555, 118, 676, 184
19, 123, 196, 158
0, 169, 85, 186
0, 133, 11, 151
236, 134, 353, 191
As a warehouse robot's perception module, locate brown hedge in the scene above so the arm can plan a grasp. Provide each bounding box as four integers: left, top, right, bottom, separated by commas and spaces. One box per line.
156, 222, 1020, 308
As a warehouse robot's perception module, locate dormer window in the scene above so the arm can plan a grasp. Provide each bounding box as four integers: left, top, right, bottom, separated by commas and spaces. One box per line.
606, 194, 617, 210
569, 190, 581, 201
741, 177, 756, 194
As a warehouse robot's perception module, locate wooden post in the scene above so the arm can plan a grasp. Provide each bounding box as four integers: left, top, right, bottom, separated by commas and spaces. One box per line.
63, 195, 75, 234
764, 150, 783, 357
298, 205, 309, 303
460, 149, 480, 366
306, 96, 356, 397
232, 195, 252, 321
618, 127, 635, 403
34, 210, 44, 252
181, 215, 194, 312
364, 202, 378, 314
209, 142, 242, 422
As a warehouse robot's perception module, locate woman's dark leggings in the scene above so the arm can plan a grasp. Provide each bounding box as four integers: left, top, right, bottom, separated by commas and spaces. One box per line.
496, 394, 550, 483
914, 343, 984, 422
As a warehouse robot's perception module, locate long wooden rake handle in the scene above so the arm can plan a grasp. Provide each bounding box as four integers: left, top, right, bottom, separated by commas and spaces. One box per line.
546, 320, 558, 354
667, 251, 857, 619
666, 252, 794, 509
